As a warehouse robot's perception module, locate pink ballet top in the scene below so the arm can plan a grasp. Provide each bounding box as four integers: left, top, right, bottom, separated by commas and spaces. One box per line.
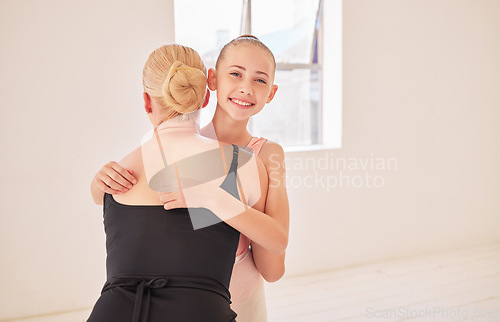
234, 137, 267, 261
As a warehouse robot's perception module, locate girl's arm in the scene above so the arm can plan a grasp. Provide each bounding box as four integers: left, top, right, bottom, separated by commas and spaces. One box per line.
163, 150, 288, 255
250, 142, 289, 282
90, 161, 138, 205
159, 143, 290, 282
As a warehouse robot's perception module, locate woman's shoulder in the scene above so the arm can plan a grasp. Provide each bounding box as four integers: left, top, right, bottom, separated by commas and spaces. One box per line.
118, 146, 144, 174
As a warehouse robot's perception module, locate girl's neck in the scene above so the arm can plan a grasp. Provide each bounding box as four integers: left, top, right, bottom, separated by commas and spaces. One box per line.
156, 116, 199, 135
211, 106, 253, 145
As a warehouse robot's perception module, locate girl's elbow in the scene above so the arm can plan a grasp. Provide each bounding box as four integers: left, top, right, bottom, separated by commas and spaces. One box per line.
274, 233, 288, 255
262, 264, 285, 283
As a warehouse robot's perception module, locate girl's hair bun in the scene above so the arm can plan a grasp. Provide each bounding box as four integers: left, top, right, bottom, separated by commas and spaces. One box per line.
162, 61, 206, 114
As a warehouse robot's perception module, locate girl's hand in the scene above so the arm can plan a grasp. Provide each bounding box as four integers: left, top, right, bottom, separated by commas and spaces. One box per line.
158, 181, 246, 230
157, 172, 246, 220
158, 191, 187, 210
93, 161, 137, 195
182, 182, 246, 221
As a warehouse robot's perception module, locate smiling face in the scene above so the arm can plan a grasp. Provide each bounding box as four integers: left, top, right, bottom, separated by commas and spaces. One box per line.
208, 44, 278, 122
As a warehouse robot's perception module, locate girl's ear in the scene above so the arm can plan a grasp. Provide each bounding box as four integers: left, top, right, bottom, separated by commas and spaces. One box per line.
202, 89, 210, 108
143, 92, 152, 113
266, 85, 278, 103
207, 68, 217, 91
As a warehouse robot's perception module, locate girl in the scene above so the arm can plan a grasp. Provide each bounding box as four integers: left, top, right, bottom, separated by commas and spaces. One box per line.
91, 36, 290, 322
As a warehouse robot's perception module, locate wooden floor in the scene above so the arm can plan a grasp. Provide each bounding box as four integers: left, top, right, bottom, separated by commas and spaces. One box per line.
7, 242, 500, 322
264, 242, 500, 322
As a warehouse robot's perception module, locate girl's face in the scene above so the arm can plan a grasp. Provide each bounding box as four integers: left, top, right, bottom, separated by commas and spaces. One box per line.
208, 44, 278, 122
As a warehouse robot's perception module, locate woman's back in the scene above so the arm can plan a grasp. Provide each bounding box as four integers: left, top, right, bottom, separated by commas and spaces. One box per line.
89, 192, 240, 321
103, 193, 240, 285
88, 134, 241, 321
88, 119, 265, 322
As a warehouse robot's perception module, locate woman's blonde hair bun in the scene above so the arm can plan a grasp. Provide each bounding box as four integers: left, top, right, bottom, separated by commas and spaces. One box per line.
162, 61, 206, 115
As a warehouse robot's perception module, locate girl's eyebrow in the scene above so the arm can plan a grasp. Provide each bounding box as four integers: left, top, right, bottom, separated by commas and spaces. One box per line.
229, 65, 269, 78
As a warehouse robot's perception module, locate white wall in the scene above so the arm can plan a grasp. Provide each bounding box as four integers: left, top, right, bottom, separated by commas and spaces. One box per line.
1, 0, 500, 319
283, 0, 500, 276
0, 0, 175, 319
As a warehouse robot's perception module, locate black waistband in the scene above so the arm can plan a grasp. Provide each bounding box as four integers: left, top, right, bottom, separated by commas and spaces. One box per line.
102, 275, 231, 322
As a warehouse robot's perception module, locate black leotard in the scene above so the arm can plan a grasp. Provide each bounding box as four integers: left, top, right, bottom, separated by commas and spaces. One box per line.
87, 145, 241, 322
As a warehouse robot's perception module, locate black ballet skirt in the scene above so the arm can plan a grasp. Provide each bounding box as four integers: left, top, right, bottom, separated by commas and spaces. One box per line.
87, 145, 242, 322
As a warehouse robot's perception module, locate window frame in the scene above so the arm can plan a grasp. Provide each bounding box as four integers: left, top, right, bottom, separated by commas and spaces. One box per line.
173, 0, 342, 150
282, 0, 343, 152
242, 0, 323, 148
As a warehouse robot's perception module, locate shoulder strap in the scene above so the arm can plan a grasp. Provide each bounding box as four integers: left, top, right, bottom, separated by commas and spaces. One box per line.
247, 137, 267, 155
219, 145, 241, 200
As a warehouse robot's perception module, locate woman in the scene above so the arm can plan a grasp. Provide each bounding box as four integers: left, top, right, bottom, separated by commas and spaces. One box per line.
87, 44, 267, 321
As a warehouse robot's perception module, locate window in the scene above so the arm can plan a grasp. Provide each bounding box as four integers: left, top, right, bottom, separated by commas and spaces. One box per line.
174, 0, 341, 149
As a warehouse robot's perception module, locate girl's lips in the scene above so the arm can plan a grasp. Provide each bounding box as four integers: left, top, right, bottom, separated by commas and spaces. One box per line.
229, 98, 254, 109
